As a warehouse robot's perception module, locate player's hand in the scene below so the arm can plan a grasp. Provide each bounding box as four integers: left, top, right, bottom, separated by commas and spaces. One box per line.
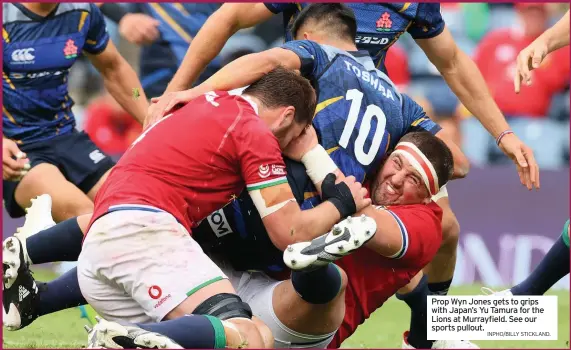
3, 139, 30, 181
283, 126, 318, 161
144, 90, 197, 130
514, 39, 549, 93
498, 133, 540, 190
119, 14, 160, 46
340, 175, 371, 212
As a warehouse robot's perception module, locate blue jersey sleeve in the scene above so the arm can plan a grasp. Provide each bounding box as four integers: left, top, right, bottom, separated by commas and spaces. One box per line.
264, 3, 298, 14
281, 40, 328, 79
402, 94, 441, 135
84, 4, 110, 54
407, 3, 445, 39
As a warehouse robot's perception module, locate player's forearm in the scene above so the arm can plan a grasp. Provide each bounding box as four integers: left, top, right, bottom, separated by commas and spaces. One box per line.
542, 10, 570, 53
194, 52, 282, 94
101, 60, 148, 124
265, 201, 342, 251
166, 10, 244, 92
437, 48, 509, 138
289, 202, 343, 248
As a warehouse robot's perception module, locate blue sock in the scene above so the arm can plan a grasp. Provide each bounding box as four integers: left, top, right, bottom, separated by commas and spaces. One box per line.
428, 279, 452, 296
27, 218, 84, 264
511, 234, 570, 296
291, 264, 342, 304
38, 267, 87, 316
137, 315, 226, 348
396, 274, 433, 349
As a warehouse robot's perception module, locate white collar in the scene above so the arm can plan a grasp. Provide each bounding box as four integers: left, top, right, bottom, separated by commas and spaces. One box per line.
228, 87, 259, 115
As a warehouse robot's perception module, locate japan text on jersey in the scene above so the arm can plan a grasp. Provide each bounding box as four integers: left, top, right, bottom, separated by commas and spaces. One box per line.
265, 2, 444, 72
3, 3, 109, 145
281, 40, 440, 209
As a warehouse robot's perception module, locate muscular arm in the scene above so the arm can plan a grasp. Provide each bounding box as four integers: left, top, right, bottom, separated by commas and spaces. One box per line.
415, 27, 508, 139
258, 185, 343, 251
542, 10, 570, 53
86, 40, 148, 124
189, 48, 302, 98
166, 3, 274, 92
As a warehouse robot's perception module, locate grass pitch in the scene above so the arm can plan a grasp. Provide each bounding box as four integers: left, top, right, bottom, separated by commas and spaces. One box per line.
3, 268, 569, 348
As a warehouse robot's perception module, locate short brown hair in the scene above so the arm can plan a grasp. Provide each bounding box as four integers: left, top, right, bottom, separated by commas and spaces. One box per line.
243, 67, 316, 126
399, 131, 454, 188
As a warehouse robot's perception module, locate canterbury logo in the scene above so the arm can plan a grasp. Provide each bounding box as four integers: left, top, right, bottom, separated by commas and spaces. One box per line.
89, 150, 106, 164
11, 48, 35, 63
18, 285, 29, 302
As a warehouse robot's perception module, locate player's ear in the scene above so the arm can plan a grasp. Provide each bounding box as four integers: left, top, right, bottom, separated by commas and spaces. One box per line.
278, 106, 296, 128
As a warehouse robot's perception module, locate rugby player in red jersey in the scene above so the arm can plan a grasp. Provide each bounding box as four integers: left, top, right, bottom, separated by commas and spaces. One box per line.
74, 68, 371, 349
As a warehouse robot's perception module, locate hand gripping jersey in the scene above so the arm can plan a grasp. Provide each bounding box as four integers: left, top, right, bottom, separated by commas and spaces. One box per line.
265, 3, 444, 72
3, 3, 109, 145
89, 91, 287, 234
281, 40, 440, 208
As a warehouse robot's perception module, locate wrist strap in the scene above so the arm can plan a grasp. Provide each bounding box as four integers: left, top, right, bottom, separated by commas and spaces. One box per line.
496, 130, 514, 146
301, 145, 338, 184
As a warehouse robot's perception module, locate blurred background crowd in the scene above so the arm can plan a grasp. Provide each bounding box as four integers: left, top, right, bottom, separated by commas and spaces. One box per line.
69, 2, 570, 169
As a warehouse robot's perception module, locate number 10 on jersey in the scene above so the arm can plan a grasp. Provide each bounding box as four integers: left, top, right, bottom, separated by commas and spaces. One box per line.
339, 89, 387, 166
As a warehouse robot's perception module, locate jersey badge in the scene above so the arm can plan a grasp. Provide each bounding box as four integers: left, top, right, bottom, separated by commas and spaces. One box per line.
376, 12, 393, 32
64, 39, 78, 59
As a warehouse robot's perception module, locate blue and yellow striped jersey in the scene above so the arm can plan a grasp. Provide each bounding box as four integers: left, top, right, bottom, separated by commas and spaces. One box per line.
282, 40, 441, 207
265, 2, 444, 72
125, 4, 221, 97
3, 3, 109, 145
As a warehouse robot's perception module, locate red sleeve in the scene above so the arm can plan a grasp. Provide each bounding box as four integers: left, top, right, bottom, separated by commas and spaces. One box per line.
233, 114, 288, 192
381, 203, 443, 269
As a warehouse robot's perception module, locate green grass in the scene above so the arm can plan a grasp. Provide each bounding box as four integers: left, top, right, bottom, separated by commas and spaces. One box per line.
3, 269, 569, 349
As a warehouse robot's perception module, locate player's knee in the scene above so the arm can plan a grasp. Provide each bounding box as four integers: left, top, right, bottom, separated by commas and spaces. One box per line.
57, 199, 94, 221
252, 317, 275, 348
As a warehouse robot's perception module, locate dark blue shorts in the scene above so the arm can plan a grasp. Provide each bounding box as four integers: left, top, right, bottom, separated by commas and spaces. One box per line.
3, 130, 115, 218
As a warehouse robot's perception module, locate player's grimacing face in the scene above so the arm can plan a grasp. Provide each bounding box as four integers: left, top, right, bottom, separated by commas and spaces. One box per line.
371, 154, 430, 206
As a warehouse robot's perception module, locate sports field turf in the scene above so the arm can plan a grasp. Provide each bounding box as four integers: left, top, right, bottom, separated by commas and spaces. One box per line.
3, 268, 569, 348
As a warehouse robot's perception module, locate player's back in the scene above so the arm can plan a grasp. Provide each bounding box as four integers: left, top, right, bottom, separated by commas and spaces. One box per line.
91, 91, 268, 232
266, 3, 444, 72
2, 3, 109, 145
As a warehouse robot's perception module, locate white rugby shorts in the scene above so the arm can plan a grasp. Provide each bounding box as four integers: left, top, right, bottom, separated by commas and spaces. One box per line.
77, 208, 227, 323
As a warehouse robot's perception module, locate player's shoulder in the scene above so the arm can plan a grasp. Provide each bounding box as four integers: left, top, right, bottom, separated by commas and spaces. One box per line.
381, 202, 442, 224
55, 3, 93, 13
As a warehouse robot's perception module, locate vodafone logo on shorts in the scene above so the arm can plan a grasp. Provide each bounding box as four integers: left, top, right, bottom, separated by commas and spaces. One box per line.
148, 285, 162, 299
149, 285, 172, 309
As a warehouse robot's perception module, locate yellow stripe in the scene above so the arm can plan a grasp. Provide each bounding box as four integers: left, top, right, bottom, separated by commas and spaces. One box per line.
384, 133, 391, 153
150, 3, 193, 43
78, 11, 89, 31
296, 3, 302, 11
304, 191, 318, 200
326, 146, 339, 154
314, 96, 343, 117
173, 3, 190, 16
3, 28, 10, 43
3, 72, 15, 90
86, 39, 97, 45
411, 117, 426, 127
3, 106, 19, 125
399, 3, 411, 12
